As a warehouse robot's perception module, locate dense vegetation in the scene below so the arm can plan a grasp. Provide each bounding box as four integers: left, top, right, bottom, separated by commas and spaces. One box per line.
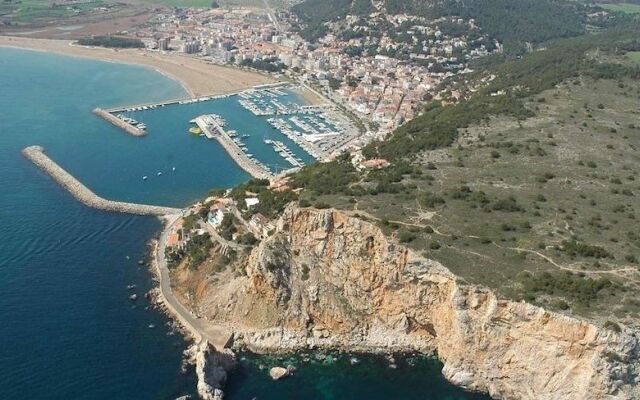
292, 0, 587, 53
519, 271, 619, 307
165, 233, 213, 270
77, 36, 145, 49
239, 57, 286, 73
230, 179, 297, 218
387, 0, 586, 53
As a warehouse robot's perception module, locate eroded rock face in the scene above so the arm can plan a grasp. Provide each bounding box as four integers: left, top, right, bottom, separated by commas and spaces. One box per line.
195, 341, 236, 400
195, 206, 640, 400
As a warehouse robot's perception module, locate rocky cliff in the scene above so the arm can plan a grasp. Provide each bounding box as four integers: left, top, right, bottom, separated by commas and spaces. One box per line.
194, 206, 639, 400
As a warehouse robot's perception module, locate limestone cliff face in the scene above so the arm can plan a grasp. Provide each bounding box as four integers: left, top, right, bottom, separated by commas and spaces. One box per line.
196, 206, 639, 400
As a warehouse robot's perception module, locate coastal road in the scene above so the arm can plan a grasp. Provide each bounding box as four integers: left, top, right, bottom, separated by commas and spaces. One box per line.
154, 215, 233, 350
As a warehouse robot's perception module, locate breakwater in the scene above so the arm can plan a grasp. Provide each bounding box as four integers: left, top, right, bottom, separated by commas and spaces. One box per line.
194, 116, 273, 180
22, 146, 182, 216
93, 108, 146, 137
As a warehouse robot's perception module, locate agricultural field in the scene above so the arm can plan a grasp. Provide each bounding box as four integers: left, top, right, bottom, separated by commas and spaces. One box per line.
0, 0, 108, 23
133, 0, 216, 7
131, 0, 289, 8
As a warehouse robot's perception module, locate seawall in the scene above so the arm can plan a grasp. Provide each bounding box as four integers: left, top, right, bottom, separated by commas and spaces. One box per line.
22, 146, 182, 216
93, 108, 145, 137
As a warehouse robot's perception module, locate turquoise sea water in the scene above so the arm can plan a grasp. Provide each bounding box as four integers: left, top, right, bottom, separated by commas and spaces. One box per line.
0, 47, 490, 399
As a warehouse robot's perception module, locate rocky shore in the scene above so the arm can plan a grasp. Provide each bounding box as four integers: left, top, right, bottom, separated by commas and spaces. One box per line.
181, 206, 640, 400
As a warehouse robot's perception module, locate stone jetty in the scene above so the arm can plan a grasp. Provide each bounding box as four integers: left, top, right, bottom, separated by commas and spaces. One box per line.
194, 115, 273, 180
22, 146, 182, 216
93, 108, 145, 137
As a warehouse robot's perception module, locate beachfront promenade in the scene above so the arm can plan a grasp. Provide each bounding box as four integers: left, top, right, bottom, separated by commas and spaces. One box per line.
22, 146, 182, 216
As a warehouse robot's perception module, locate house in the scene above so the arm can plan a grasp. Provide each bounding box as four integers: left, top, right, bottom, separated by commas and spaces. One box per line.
249, 212, 274, 238
167, 233, 181, 248
270, 176, 292, 192
166, 218, 184, 248
207, 207, 226, 227
361, 158, 390, 170
245, 197, 260, 208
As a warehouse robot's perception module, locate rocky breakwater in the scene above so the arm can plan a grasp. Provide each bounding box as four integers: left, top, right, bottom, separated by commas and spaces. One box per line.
93, 108, 145, 137
22, 146, 182, 216
191, 206, 639, 400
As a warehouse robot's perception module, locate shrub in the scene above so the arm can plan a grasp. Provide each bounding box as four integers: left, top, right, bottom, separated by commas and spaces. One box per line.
604, 320, 622, 333
561, 240, 612, 259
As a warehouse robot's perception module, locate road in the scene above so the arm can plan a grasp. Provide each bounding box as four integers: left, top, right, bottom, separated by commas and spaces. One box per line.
201, 220, 251, 251
154, 215, 233, 350
262, 0, 283, 32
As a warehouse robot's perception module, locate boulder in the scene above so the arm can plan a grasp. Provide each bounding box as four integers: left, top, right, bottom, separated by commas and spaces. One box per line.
269, 366, 290, 380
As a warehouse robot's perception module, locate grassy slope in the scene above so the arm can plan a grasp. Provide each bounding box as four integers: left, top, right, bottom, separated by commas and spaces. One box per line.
319, 76, 640, 327
628, 51, 640, 62
292, 26, 640, 328
600, 3, 640, 14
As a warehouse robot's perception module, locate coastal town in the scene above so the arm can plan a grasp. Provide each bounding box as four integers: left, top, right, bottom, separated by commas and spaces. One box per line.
121, 2, 499, 139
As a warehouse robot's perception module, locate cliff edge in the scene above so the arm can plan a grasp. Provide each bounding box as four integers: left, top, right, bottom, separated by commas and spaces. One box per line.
190, 206, 639, 400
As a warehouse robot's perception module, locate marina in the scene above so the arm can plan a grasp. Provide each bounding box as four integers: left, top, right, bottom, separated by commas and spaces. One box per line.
94, 83, 360, 177
192, 114, 273, 179
264, 139, 305, 168
93, 108, 146, 137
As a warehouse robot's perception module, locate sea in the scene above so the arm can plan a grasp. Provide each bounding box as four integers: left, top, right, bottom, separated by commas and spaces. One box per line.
0, 47, 490, 400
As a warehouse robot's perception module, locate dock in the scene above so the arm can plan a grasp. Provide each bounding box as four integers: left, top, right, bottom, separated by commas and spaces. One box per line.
193, 115, 273, 180
93, 108, 145, 137
22, 146, 182, 217
103, 82, 290, 114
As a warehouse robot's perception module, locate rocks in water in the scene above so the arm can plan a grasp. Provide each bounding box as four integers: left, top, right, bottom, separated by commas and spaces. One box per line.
137, 259, 145, 266
126, 284, 136, 290
350, 356, 360, 365
175, 396, 191, 400
129, 294, 138, 301
196, 341, 237, 400
269, 366, 291, 380
148, 324, 156, 329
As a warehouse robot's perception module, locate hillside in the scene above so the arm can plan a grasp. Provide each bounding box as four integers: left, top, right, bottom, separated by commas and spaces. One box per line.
292, 0, 589, 53
287, 23, 640, 329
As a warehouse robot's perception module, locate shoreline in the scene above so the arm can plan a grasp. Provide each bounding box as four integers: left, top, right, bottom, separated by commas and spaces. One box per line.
0, 36, 274, 98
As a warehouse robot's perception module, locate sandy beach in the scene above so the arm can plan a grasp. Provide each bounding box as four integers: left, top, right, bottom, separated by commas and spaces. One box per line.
0, 36, 274, 97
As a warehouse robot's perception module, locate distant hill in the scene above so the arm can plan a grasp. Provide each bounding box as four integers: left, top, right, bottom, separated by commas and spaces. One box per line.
292, 0, 587, 54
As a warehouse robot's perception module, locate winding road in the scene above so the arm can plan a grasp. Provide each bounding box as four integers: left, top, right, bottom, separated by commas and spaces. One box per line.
154, 215, 233, 350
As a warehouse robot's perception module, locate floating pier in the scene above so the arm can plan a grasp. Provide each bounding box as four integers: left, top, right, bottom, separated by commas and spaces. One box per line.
23, 146, 182, 216
193, 115, 273, 180
93, 108, 145, 137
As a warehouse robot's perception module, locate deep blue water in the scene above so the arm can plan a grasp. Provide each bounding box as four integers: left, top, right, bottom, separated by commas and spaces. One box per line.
0, 47, 490, 400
